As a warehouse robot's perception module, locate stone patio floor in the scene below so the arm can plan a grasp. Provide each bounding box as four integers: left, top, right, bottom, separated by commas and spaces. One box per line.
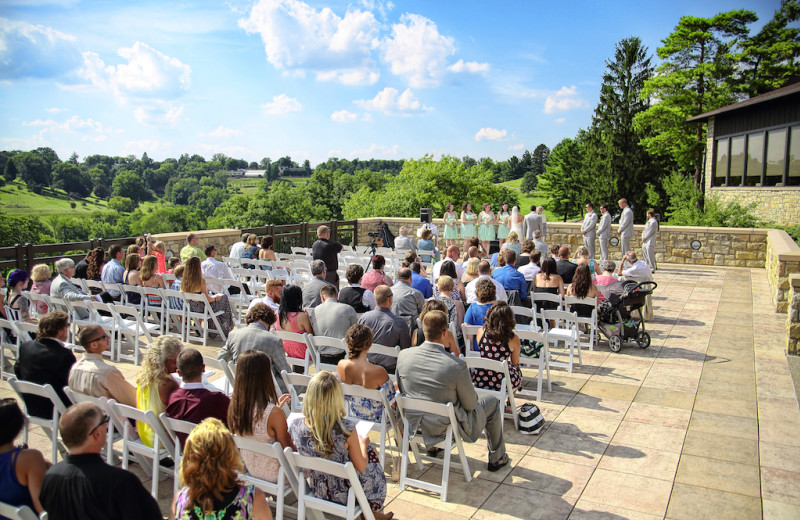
3, 264, 799, 519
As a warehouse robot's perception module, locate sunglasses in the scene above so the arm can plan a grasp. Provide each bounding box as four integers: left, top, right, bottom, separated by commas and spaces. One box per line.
89, 414, 110, 435
88, 333, 109, 343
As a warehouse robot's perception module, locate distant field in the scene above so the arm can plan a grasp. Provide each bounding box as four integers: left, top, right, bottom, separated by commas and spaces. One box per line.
228, 177, 263, 195
497, 179, 547, 213
0, 180, 110, 215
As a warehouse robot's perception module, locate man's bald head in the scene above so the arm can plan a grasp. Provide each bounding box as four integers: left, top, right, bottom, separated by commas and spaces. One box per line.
478, 260, 492, 275
60, 402, 103, 450
558, 246, 570, 259
447, 245, 460, 260
468, 246, 479, 258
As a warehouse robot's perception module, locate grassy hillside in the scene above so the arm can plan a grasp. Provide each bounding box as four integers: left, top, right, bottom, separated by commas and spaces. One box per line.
497, 178, 547, 212
0, 180, 110, 215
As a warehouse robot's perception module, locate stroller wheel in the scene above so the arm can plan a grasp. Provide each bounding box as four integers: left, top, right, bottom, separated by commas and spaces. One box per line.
609, 335, 622, 353
636, 331, 651, 349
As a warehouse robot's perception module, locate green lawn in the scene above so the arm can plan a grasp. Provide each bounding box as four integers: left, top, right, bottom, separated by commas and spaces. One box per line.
0, 180, 110, 215
227, 177, 264, 195
497, 179, 547, 212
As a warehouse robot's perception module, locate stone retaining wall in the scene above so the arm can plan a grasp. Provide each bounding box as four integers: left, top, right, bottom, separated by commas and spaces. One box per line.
788, 275, 800, 355
711, 187, 800, 228
766, 229, 800, 313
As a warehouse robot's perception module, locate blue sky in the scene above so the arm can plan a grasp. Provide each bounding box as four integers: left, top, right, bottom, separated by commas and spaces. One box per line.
0, 0, 781, 165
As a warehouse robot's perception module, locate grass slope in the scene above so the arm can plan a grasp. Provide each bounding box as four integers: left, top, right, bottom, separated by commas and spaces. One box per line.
0, 180, 110, 215
497, 178, 547, 213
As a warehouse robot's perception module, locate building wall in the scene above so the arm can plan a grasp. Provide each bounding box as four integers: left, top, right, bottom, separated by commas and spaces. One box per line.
709, 187, 800, 227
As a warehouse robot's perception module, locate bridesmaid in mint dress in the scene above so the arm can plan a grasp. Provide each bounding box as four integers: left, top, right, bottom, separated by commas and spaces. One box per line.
460, 202, 477, 252
496, 202, 511, 247
478, 203, 496, 256
443, 202, 460, 247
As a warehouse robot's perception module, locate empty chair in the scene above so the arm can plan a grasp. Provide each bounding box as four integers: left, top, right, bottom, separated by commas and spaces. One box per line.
542, 309, 583, 373
565, 295, 598, 351
105, 303, 159, 365
8, 377, 68, 463
201, 355, 235, 395
305, 335, 347, 373
280, 370, 312, 412
514, 328, 552, 401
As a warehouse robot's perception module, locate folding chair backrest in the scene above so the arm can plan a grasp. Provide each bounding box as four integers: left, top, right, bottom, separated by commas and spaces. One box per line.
461, 356, 516, 430
0, 501, 40, 520
273, 330, 311, 372
306, 335, 346, 372
280, 370, 312, 412
202, 355, 234, 395
461, 323, 482, 356
159, 413, 198, 494
233, 435, 298, 520
510, 305, 535, 326
542, 309, 578, 329
8, 377, 68, 462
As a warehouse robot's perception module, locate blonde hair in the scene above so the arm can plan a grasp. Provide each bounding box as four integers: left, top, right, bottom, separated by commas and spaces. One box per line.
246, 234, 258, 246
436, 274, 454, 292
464, 257, 480, 276
506, 231, 519, 244
153, 241, 166, 253
304, 372, 350, 457
140, 255, 158, 282
181, 257, 203, 293
136, 335, 183, 389
179, 418, 243, 515
30, 264, 52, 282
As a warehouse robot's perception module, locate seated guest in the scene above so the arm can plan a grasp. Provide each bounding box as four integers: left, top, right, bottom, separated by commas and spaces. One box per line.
218, 304, 290, 392
361, 255, 393, 292
73, 250, 91, 279
534, 257, 565, 297
358, 285, 411, 372
533, 230, 549, 259
200, 244, 235, 294
289, 372, 391, 520
14, 311, 75, 419
472, 302, 522, 393
136, 335, 182, 448
338, 264, 376, 313
519, 251, 542, 282
302, 259, 335, 309
69, 325, 136, 407
433, 261, 465, 301
101, 245, 125, 301
409, 262, 433, 299
241, 233, 260, 261
30, 264, 53, 316
465, 260, 507, 304
394, 226, 416, 252
433, 245, 463, 282
567, 264, 600, 320
228, 350, 293, 483
411, 300, 460, 356
166, 348, 230, 446
594, 260, 618, 287
121, 253, 142, 305
573, 245, 602, 275
181, 256, 235, 338
7, 269, 35, 322
278, 285, 314, 362
248, 279, 284, 314
0, 399, 49, 516
492, 250, 528, 303
85, 248, 106, 282
396, 311, 509, 472
229, 232, 249, 259
180, 232, 207, 264
40, 402, 162, 519
310, 285, 357, 364
391, 268, 425, 334
465, 278, 497, 329
556, 246, 577, 284
416, 228, 437, 262
516, 240, 534, 268
167, 256, 181, 274
435, 275, 465, 341
337, 324, 396, 422
618, 250, 653, 281
168, 264, 185, 310
50, 258, 97, 318
172, 418, 272, 520
460, 257, 480, 286
258, 235, 278, 262
139, 255, 166, 309
500, 231, 521, 257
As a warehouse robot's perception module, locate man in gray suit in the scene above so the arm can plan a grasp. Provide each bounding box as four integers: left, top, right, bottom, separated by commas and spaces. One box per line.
302, 259, 335, 309
310, 285, 357, 363
396, 310, 509, 471
522, 205, 543, 240
51, 258, 97, 319
597, 204, 612, 261
617, 198, 634, 258
217, 303, 290, 392
641, 208, 658, 272
581, 203, 598, 259
390, 268, 424, 334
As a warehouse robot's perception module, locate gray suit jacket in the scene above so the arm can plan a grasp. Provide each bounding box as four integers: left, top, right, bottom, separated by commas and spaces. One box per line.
396, 341, 483, 446
618, 207, 633, 238
310, 299, 357, 350
597, 212, 611, 239
50, 274, 92, 302
642, 217, 658, 246
217, 323, 290, 393
302, 276, 335, 309
522, 212, 543, 240
390, 281, 424, 331
582, 211, 598, 238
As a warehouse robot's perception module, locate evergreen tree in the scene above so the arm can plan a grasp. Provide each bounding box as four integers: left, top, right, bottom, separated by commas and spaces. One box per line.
4, 158, 18, 181
538, 138, 589, 221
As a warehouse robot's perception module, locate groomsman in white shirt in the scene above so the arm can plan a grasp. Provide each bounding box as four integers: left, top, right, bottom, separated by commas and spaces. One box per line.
597, 204, 612, 261
581, 203, 598, 259
641, 209, 659, 273
617, 198, 633, 259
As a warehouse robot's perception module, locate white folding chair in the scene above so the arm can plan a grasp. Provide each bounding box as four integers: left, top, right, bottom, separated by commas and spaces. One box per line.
62, 390, 123, 464
305, 335, 347, 373
108, 400, 175, 499
159, 413, 199, 494
283, 446, 377, 520
105, 303, 159, 365
542, 309, 583, 373
461, 323, 482, 356
366, 344, 400, 382
139, 286, 167, 335
273, 331, 313, 373
565, 296, 598, 351
0, 501, 40, 520
510, 305, 536, 331
8, 377, 68, 463
202, 355, 235, 395
395, 396, 473, 502
22, 291, 52, 318
161, 288, 187, 338
339, 382, 399, 468
280, 370, 312, 412
222, 256, 241, 269
182, 292, 228, 343
462, 356, 518, 430
515, 328, 552, 401
234, 436, 298, 520
290, 246, 310, 257
0, 318, 21, 380
532, 292, 563, 323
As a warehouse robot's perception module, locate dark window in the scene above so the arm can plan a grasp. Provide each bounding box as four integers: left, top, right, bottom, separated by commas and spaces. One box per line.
729, 136, 745, 186
790, 126, 800, 186
714, 138, 729, 187
765, 129, 787, 186
745, 133, 764, 186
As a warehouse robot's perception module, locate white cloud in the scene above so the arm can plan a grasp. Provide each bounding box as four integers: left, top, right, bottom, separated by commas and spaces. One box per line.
544, 85, 586, 114
76, 42, 191, 99
123, 139, 172, 156
474, 127, 507, 142
23, 115, 119, 141
554, 117, 566, 124
262, 93, 302, 115
0, 18, 81, 80
331, 109, 358, 122
381, 13, 455, 87
203, 125, 244, 138
349, 143, 399, 158
45, 107, 64, 114
507, 143, 524, 151
354, 87, 431, 115
239, 0, 380, 85
448, 59, 489, 74
133, 102, 184, 126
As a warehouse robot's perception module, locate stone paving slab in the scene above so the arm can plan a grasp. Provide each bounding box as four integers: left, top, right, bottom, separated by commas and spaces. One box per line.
2, 264, 799, 519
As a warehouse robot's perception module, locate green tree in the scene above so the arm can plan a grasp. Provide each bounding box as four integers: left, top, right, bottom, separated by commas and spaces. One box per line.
503, 156, 524, 181
170, 177, 200, 205
108, 196, 136, 213
635, 10, 757, 186
111, 170, 149, 203
52, 162, 93, 198
0, 213, 50, 246
189, 185, 228, 215
538, 138, 589, 221
13, 152, 51, 189
4, 158, 18, 181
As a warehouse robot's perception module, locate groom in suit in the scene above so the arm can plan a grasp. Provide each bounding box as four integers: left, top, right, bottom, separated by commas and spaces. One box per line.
396, 310, 509, 472
522, 205, 543, 241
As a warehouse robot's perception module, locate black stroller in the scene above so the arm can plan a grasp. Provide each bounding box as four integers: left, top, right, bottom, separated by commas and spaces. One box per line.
597, 280, 658, 352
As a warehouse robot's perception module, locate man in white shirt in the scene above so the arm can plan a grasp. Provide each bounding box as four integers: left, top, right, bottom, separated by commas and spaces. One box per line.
247, 279, 284, 315
518, 251, 542, 281
641, 209, 658, 272
200, 244, 235, 294
618, 251, 653, 281
394, 226, 416, 252
228, 233, 248, 259
465, 261, 508, 304
617, 198, 634, 259
432, 245, 463, 282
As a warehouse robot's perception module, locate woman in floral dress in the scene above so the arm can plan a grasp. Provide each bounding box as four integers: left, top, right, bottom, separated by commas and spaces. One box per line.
471, 302, 523, 393
337, 324, 396, 422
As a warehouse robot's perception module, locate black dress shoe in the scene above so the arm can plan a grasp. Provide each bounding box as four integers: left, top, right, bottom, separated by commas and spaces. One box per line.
426, 447, 444, 458
488, 454, 510, 472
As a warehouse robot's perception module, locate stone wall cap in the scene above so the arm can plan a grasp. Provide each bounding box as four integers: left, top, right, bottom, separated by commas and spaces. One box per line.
791, 273, 800, 288
768, 229, 800, 261
153, 229, 240, 241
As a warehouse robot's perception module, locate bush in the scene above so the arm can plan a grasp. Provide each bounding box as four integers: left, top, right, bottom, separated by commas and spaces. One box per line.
70, 202, 77, 209
108, 196, 135, 213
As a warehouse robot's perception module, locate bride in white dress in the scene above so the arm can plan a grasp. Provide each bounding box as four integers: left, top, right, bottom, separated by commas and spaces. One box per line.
510, 205, 523, 238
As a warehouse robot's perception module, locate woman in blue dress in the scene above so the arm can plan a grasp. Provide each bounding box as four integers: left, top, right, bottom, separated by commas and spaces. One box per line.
496, 202, 511, 248
478, 203, 496, 255
442, 202, 460, 248
460, 202, 477, 252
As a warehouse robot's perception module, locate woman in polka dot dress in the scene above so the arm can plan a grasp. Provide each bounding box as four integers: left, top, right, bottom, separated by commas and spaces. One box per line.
471, 302, 522, 392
